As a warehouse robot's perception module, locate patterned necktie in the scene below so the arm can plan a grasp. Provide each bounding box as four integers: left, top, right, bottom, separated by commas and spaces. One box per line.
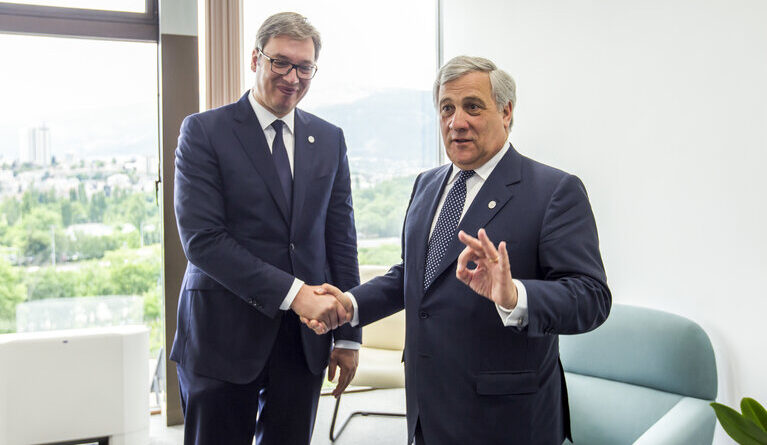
423, 169, 475, 289
270, 120, 293, 209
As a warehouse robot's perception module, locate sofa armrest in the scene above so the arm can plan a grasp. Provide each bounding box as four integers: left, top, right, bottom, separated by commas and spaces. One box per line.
633, 397, 716, 445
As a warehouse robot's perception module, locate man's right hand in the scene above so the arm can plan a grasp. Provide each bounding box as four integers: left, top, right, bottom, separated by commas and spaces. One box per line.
290, 284, 349, 333
299, 283, 354, 335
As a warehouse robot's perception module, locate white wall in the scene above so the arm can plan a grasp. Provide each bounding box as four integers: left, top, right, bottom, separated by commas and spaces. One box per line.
443, 0, 767, 442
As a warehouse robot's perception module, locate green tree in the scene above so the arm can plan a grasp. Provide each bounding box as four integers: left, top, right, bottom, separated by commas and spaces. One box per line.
1, 197, 21, 226
89, 192, 107, 222
25, 267, 79, 300
359, 243, 401, 266
353, 175, 414, 238
0, 258, 25, 333
61, 200, 73, 227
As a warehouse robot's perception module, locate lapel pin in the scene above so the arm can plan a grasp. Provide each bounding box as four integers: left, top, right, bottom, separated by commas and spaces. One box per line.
307, 136, 315, 144
488, 200, 497, 209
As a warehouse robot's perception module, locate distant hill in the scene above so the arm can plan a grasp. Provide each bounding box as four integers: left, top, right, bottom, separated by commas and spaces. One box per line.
311, 89, 438, 167
0, 89, 439, 168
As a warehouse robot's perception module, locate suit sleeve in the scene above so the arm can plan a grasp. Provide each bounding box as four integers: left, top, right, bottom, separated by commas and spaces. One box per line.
350, 174, 422, 327
521, 174, 612, 337
325, 129, 362, 343
174, 114, 294, 318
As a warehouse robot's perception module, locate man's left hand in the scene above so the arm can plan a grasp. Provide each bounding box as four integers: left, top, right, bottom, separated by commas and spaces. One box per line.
456, 228, 518, 309
328, 348, 358, 398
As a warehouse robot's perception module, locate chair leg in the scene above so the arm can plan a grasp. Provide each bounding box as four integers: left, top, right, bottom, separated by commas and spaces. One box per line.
329, 393, 407, 442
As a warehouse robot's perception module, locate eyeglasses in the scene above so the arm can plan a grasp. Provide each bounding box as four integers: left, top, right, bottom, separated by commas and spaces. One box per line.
257, 48, 318, 80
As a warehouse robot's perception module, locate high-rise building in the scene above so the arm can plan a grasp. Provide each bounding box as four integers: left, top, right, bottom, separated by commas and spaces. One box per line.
19, 124, 52, 166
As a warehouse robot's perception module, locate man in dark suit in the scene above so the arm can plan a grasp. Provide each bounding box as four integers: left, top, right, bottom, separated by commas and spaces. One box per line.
170, 12, 361, 445
308, 55, 611, 444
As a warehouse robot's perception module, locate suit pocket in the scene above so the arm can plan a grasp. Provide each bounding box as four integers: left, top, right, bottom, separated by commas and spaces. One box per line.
185, 273, 225, 290
475, 371, 538, 395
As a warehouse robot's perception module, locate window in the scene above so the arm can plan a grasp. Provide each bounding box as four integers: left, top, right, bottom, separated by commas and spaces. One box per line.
0, 34, 161, 355
2, 0, 146, 13
242, 0, 440, 272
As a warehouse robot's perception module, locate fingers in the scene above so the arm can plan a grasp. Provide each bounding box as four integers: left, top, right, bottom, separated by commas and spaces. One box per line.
499, 241, 511, 274
477, 228, 500, 264
300, 316, 328, 335
334, 292, 354, 322
319, 283, 353, 324
319, 283, 342, 297
458, 230, 484, 253
333, 365, 354, 398
334, 300, 348, 327
327, 302, 340, 331
456, 245, 474, 283
328, 356, 338, 382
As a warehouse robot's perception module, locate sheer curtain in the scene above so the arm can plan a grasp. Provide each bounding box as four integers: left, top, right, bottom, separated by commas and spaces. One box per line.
205, 0, 242, 109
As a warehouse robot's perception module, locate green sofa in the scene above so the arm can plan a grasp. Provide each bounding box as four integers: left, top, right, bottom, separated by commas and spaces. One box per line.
561, 304, 718, 444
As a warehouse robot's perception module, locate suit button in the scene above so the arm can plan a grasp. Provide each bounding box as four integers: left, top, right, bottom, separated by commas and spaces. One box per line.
289, 243, 295, 251
419, 312, 429, 319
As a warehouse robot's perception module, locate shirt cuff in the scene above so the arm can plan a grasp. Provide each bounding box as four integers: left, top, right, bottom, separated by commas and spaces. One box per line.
496, 279, 528, 328
279, 278, 305, 310
333, 340, 361, 350
346, 292, 360, 327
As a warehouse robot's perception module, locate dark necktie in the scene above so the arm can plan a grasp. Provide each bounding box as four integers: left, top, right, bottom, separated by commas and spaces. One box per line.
270, 120, 293, 209
423, 169, 475, 289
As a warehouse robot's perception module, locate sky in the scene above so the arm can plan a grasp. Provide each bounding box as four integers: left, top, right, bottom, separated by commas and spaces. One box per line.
0, 0, 437, 161
240, 0, 438, 109
0, 33, 158, 160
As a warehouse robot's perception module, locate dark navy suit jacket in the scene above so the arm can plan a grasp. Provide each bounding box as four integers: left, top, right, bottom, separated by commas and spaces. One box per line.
171, 92, 361, 384
351, 145, 611, 444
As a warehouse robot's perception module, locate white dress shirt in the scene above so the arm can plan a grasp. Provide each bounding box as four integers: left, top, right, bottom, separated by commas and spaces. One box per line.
347, 143, 529, 329
249, 90, 359, 350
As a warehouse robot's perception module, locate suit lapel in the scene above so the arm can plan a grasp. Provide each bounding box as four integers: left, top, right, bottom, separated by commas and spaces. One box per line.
425, 146, 523, 289
231, 93, 290, 224
290, 110, 316, 238
409, 165, 453, 295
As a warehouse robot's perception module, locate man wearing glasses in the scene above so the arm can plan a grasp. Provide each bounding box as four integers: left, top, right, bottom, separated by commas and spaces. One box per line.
171, 12, 361, 445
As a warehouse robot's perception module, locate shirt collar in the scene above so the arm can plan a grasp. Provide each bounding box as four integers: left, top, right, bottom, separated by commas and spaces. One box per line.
248, 88, 295, 134
448, 142, 510, 183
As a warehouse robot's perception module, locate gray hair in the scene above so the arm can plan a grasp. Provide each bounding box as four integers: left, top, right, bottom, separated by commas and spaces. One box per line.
433, 55, 517, 126
255, 12, 322, 61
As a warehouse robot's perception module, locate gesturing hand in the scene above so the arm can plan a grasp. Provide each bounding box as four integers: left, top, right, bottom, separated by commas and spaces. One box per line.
456, 228, 518, 309
328, 348, 359, 398
290, 284, 349, 333
299, 283, 354, 335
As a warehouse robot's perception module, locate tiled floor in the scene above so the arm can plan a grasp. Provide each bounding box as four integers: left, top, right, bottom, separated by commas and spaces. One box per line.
149, 388, 408, 445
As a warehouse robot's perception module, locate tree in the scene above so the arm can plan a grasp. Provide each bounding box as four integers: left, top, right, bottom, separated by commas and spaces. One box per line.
25, 267, 78, 300
353, 175, 414, 238
0, 258, 26, 332
1, 197, 21, 226
89, 191, 107, 222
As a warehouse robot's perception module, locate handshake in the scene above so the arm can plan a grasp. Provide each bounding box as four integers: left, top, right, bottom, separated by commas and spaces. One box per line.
290, 283, 353, 335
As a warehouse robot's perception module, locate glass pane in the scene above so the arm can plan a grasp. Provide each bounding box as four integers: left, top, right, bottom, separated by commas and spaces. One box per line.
242, 1, 439, 274
2, 0, 145, 13
0, 33, 161, 378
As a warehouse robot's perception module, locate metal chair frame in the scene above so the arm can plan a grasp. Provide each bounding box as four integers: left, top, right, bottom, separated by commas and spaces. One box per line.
329, 388, 406, 442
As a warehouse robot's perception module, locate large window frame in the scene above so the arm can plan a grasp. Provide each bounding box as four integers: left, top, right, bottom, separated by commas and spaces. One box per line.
0, 0, 190, 426
0, 0, 158, 41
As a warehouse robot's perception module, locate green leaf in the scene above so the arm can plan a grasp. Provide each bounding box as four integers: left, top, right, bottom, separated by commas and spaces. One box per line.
711, 402, 767, 445
742, 398, 767, 432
